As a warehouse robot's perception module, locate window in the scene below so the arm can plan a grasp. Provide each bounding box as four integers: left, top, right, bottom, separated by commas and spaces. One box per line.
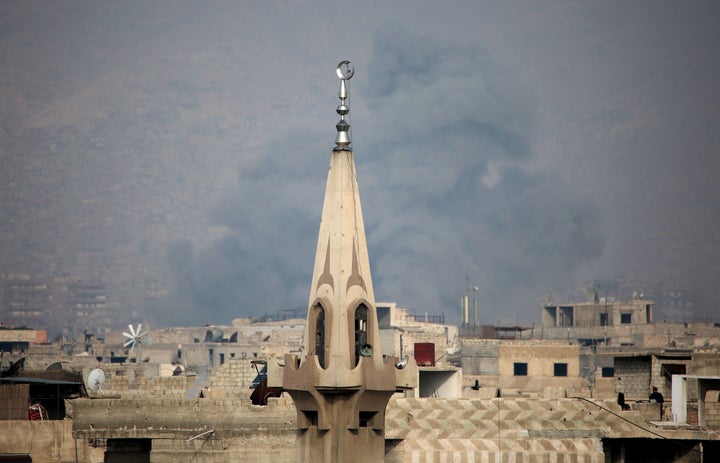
554, 363, 568, 377
514, 362, 528, 376
601, 367, 614, 378
600, 313, 608, 326
621, 313, 632, 324
219, 353, 225, 365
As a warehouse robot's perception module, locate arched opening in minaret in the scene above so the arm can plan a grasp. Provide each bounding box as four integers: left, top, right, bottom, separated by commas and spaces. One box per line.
309, 304, 326, 369
315, 307, 326, 369
354, 304, 369, 367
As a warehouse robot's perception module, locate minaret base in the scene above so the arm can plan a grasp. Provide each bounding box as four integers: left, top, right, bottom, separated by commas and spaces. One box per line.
289, 389, 394, 463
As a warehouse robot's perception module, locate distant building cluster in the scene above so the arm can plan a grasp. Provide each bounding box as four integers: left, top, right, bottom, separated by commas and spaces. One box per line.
0, 273, 111, 339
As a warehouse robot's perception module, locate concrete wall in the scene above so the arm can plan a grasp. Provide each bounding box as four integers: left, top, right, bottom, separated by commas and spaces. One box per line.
0, 419, 100, 462
460, 340, 583, 394
73, 397, 297, 463
460, 340, 499, 375
691, 351, 720, 375
498, 342, 579, 378
704, 401, 720, 427
68, 395, 720, 463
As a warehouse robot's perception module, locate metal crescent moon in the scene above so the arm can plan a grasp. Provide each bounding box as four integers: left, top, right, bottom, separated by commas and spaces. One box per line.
336, 61, 355, 80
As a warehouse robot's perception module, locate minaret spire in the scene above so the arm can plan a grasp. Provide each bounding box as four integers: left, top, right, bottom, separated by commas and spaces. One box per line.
334, 60, 354, 151
279, 61, 417, 463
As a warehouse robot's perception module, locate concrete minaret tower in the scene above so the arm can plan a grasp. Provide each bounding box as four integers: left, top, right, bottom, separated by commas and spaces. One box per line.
281, 61, 417, 463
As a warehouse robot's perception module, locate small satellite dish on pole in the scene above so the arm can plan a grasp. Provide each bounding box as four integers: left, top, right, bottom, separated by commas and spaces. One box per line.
87, 368, 105, 394
122, 323, 149, 360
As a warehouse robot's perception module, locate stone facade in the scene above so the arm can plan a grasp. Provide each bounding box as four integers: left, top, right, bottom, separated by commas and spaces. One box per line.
0, 419, 98, 462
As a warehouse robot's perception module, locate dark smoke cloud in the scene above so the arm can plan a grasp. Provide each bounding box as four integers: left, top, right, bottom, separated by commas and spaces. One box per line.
354, 24, 604, 323
151, 23, 605, 326
5, 1, 719, 330
148, 128, 328, 326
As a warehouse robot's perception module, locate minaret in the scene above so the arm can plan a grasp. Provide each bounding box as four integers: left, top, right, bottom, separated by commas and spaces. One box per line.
281, 61, 417, 463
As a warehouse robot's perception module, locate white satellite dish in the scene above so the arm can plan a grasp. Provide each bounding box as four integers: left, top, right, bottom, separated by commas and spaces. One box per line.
87, 368, 106, 394
122, 323, 149, 359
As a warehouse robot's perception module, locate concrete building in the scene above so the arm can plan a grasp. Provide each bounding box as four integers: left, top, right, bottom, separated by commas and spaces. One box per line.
0, 274, 50, 329
0, 273, 111, 338
461, 339, 582, 395
542, 298, 653, 329
0, 328, 46, 355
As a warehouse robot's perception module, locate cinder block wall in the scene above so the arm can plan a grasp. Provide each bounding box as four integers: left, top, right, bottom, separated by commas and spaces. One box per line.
614, 357, 651, 399
207, 357, 258, 397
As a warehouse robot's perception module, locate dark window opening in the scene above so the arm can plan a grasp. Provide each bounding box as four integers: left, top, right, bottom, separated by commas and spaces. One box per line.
219, 353, 225, 365
359, 411, 377, 427
600, 313, 608, 326
315, 307, 326, 368
514, 362, 528, 376
661, 364, 686, 383
554, 363, 568, 377
0, 454, 32, 462
601, 367, 615, 378
621, 313, 632, 324
105, 438, 151, 463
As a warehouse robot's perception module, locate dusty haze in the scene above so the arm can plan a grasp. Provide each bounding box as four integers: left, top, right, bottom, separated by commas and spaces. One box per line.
1, 1, 719, 327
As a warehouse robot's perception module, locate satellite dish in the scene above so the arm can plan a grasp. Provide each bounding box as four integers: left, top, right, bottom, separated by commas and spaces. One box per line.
395, 356, 409, 370
87, 368, 106, 394
46, 362, 62, 371
5, 358, 25, 376
122, 323, 149, 358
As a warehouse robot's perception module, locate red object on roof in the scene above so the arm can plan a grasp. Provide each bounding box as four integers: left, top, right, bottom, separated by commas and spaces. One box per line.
414, 343, 435, 367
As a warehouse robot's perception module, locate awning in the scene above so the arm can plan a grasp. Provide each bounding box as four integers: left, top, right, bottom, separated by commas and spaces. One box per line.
0, 377, 83, 385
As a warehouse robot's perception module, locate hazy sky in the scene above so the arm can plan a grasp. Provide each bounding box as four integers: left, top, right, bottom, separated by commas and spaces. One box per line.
2, 1, 719, 327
